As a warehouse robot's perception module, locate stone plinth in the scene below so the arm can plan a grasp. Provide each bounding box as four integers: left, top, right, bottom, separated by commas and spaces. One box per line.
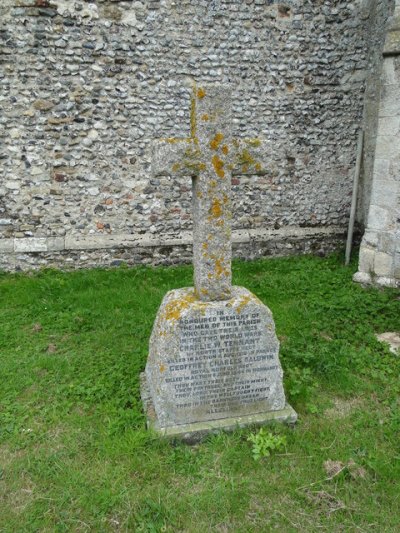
141, 286, 296, 441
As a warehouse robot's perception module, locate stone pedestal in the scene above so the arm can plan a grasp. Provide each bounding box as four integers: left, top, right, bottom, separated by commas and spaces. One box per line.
141, 286, 297, 441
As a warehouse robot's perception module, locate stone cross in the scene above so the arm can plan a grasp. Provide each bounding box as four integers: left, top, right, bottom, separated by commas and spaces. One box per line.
152, 85, 272, 302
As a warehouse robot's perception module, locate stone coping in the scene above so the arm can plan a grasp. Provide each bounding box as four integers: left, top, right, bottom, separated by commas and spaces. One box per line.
1, 225, 347, 254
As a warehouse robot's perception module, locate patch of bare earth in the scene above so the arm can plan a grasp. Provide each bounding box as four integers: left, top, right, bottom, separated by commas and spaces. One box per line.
304, 489, 346, 515
324, 459, 367, 481
325, 397, 364, 419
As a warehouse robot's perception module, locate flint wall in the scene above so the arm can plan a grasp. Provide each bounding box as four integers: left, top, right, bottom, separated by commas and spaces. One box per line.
0, 0, 393, 270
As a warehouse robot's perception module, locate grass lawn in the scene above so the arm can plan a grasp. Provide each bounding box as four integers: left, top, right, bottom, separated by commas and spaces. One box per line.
0, 253, 399, 532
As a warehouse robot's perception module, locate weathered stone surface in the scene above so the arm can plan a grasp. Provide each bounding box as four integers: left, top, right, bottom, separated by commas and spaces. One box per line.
152, 85, 282, 302
14, 238, 47, 253
353, 271, 373, 285
374, 251, 394, 277
152, 85, 234, 301
358, 246, 375, 273
143, 286, 293, 434
0, 239, 14, 253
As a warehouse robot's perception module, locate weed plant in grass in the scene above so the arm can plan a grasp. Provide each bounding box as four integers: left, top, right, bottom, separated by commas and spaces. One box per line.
0, 253, 399, 532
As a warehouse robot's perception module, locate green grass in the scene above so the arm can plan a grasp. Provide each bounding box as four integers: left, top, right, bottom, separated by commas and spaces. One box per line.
0, 253, 399, 532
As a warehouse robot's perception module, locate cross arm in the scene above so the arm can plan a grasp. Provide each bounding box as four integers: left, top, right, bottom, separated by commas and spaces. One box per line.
152, 138, 205, 178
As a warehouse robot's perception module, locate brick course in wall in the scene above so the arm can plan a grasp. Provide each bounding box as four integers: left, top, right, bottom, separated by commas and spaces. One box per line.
0, 0, 393, 270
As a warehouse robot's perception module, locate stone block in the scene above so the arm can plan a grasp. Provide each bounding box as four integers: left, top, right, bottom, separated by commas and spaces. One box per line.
374, 252, 394, 277
378, 232, 395, 254
363, 230, 379, 247
353, 271, 372, 285
394, 253, 400, 279
370, 180, 398, 209
14, 238, 47, 253
142, 286, 296, 440
382, 57, 397, 84
377, 117, 400, 137
47, 237, 65, 251
372, 158, 391, 180
367, 205, 391, 231
232, 230, 250, 244
358, 246, 375, 273
374, 135, 400, 160
0, 239, 14, 253
380, 83, 400, 117
375, 277, 398, 288
384, 29, 400, 56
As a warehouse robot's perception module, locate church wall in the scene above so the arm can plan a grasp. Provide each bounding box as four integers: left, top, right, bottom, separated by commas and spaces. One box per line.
0, 0, 392, 271
355, 0, 400, 287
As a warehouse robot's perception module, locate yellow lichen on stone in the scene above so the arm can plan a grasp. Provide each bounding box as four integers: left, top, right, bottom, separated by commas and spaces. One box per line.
197, 191, 203, 199
201, 114, 209, 121
210, 179, 217, 188
180, 145, 206, 174
209, 198, 223, 219
197, 87, 206, 99
239, 148, 256, 166
247, 138, 261, 147
215, 258, 229, 278
190, 91, 197, 137
159, 364, 166, 373
222, 144, 229, 155
182, 160, 206, 173
223, 193, 228, 204
184, 146, 201, 160
235, 294, 253, 313
212, 155, 225, 178
236, 148, 262, 174
210, 132, 224, 151
164, 292, 196, 321
202, 242, 208, 249
162, 137, 181, 144
172, 163, 181, 173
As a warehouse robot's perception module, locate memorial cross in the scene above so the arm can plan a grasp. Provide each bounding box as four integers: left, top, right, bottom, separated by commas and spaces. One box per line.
152, 84, 272, 302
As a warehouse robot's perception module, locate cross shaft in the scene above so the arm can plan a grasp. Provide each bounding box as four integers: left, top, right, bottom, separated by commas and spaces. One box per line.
152, 85, 270, 302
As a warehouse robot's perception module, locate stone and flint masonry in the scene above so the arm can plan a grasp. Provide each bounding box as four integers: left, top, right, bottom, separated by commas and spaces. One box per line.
141, 86, 297, 440
0, 0, 395, 274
